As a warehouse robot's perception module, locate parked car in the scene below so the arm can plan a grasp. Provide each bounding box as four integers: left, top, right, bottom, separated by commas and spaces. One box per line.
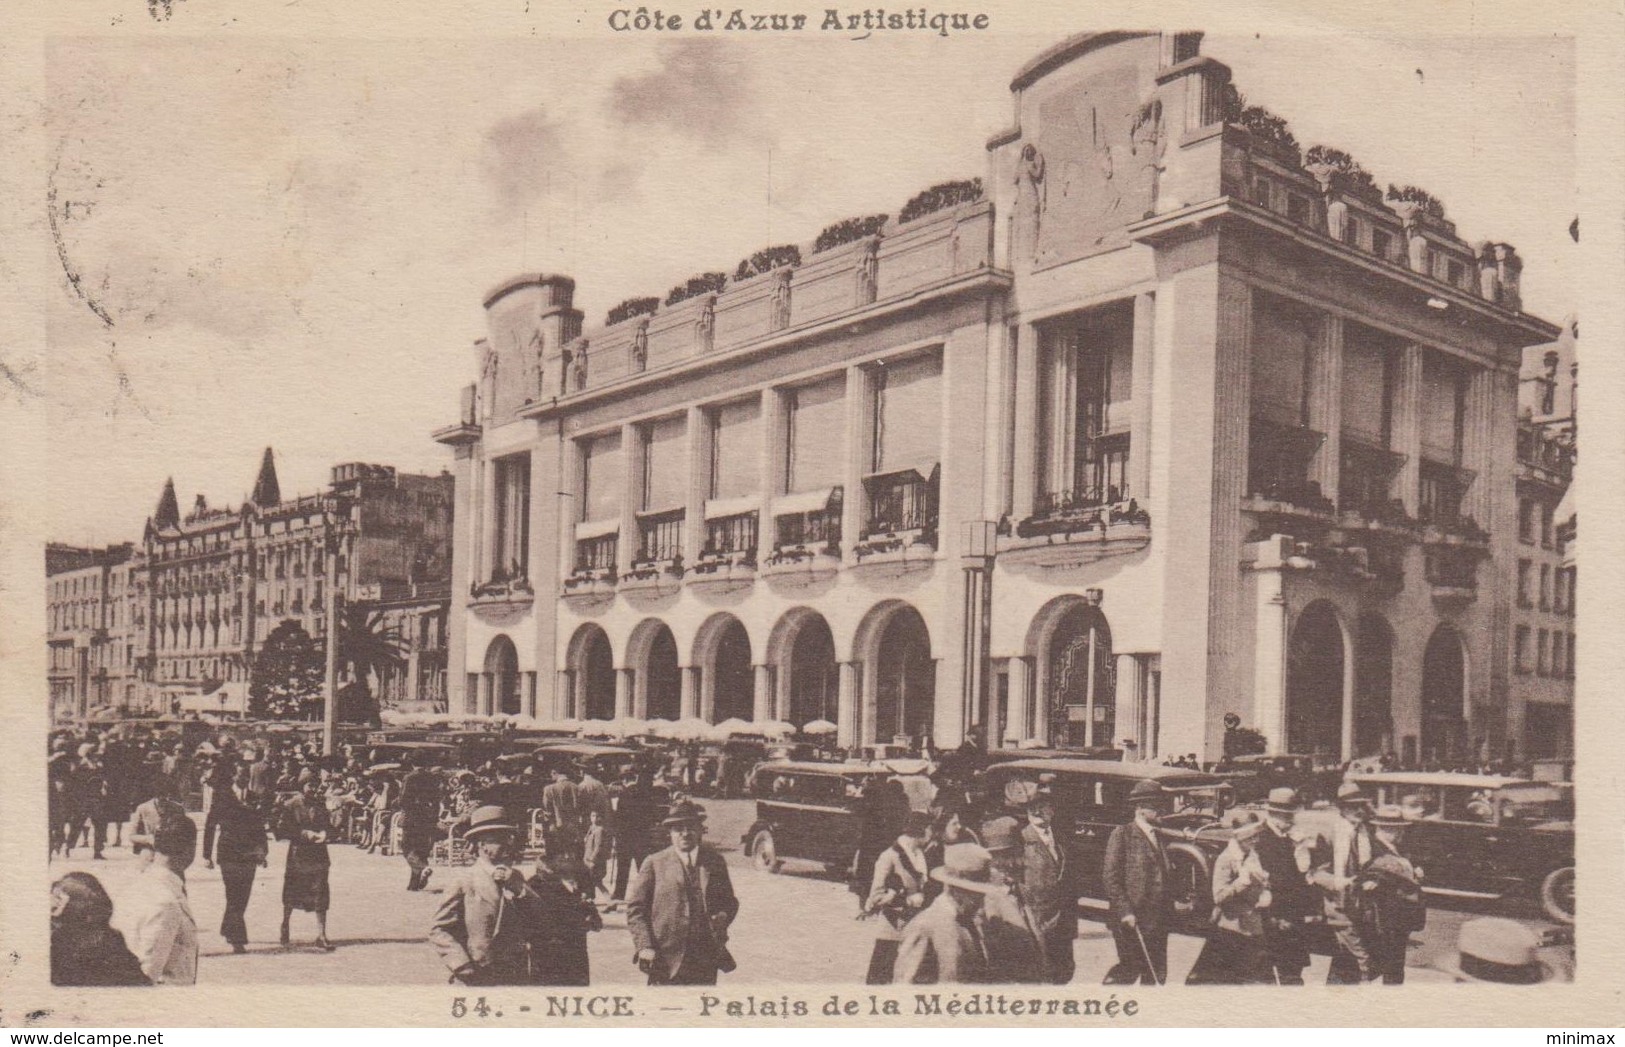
530, 741, 654, 783
1346, 772, 1574, 923
363, 740, 458, 767
741, 762, 935, 878
982, 759, 1244, 927
1212, 753, 1342, 805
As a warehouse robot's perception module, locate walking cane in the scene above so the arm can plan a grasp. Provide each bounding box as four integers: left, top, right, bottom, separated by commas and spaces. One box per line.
1133, 925, 1163, 987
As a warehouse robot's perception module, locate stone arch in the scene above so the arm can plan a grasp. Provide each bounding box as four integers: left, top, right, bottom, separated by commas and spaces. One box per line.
1354, 613, 1395, 759
1026, 597, 1115, 749
693, 612, 753, 724
853, 600, 934, 747
1286, 600, 1352, 759
1421, 624, 1469, 767
766, 607, 840, 729
566, 623, 616, 721
482, 634, 521, 716
628, 617, 681, 721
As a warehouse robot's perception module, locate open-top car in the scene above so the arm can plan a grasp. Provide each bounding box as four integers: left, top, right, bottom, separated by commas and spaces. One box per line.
741, 761, 935, 879
1346, 771, 1574, 923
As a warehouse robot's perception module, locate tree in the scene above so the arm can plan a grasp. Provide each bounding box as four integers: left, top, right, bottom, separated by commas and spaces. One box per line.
249, 621, 324, 720
336, 603, 407, 724
1223, 725, 1269, 758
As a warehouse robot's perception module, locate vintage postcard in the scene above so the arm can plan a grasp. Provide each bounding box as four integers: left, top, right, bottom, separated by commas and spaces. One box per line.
2, 0, 1621, 1030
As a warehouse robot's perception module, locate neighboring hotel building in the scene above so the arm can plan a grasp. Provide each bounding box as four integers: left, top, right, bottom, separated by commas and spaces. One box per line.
437, 32, 1561, 763
126, 451, 454, 716
47, 543, 138, 722
1511, 321, 1577, 759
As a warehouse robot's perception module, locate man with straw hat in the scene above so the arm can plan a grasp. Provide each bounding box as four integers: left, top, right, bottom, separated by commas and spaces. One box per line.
1255, 786, 1317, 984
1101, 779, 1172, 985
893, 843, 1002, 984
1435, 917, 1563, 984
626, 800, 739, 985
428, 805, 542, 985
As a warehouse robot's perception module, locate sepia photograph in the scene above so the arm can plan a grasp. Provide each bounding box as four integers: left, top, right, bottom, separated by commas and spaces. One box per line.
7, 0, 1619, 1030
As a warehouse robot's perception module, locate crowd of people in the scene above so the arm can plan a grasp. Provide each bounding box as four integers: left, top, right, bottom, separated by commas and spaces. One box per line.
47, 722, 1564, 990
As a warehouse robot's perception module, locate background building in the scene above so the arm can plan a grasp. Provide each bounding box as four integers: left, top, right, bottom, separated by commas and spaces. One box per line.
46, 543, 137, 723
438, 32, 1561, 763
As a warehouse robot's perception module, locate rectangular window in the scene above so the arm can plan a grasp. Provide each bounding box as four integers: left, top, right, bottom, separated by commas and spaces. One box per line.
491, 453, 531, 582
1251, 294, 1318, 429
1539, 564, 1551, 611
1540, 503, 1554, 548
1537, 629, 1549, 677
580, 431, 624, 524
1514, 626, 1530, 674
871, 352, 943, 477
1518, 498, 1536, 544
1371, 228, 1393, 261
709, 399, 761, 500
1517, 559, 1533, 608
1420, 353, 1467, 465
1038, 302, 1136, 513
1568, 632, 1577, 678
1551, 633, 1564, 682
641, 416, 687, 513
1340, 323, 1396, 448
784, 376, 846, 494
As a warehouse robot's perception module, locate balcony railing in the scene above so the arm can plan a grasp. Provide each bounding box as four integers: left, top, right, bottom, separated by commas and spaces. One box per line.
775, 506, 841, 552
863, 467, 939, 542
704, 512, 759, 559
574, 534, 618, 573
637, 510, 685, 563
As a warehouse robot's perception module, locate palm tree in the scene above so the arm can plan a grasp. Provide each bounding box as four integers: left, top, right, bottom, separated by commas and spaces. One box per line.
335, 602, 408, 722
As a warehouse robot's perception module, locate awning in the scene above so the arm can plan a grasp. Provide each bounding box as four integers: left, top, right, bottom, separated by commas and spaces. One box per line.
574, 517, 620, 540
773, 487, 840, 516
705, 495, 760, 520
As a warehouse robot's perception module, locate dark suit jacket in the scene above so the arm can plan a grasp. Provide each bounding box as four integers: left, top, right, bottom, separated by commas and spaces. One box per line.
1255, 822, 1317, 922
203, 788, 268, 865
1020, 823, 1076, 935
541, 780, 581, 829
625, 844, 739, 980
1102, 821, 1169, 925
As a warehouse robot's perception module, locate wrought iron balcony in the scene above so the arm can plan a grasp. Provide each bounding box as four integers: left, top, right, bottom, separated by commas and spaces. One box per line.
861, 467, 939, 546
636, 509, 685, 564
574, 533, 618, 573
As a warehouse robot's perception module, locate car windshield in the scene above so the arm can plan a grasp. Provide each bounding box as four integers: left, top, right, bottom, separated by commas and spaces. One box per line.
1497, 784, 1573, 824
1164, 783, 1230, 818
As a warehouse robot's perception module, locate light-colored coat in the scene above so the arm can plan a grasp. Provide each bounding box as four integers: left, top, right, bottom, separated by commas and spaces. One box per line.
427, 859, 538, 981
1210, 840, 1269, 937
893, 892, 991, 984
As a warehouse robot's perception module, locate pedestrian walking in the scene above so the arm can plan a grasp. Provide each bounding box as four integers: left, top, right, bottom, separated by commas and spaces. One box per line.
400, 757, 441, 892
1008, 779, 1077, 984
51, 872, 150, 986
128, 757, 188, 857
1318, 781, 1377, 983
275, 774, 334, 951
608, 770, 658, 908
626, 800, 739, 986
429, 805, 543, 985
1353, 805, 1426, 984
113, 815, 199, 985
202, 764, 269, 954
979, 817, 1048, 983
581, 809, 609, 902
893, 843, 999, 984
1255, 787, 1318, 984
541, 765, 583, 860
526, 848, 603, 985
1186, 818, 1272, 984
860, 810, 933, 984
1101, 779, 1171, 986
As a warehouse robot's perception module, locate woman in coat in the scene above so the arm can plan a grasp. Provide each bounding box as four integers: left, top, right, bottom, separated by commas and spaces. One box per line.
275, 774, 333, 950
50, 872, 150, 987
1187, 818, 1272, 984
861, 812, 933, 983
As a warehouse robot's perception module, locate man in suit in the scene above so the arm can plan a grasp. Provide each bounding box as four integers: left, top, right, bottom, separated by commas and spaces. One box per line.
1006, 779, 1077, 984
1254, 786, 1318, 984
1319, 780, 1377, 983
428, 805, 542, 985
540, 766, 583, 859
1101, 778, 1171, 985
626, 800, 739, 985
399, 757, 442, 892
893, 843, 1000, 984
608, 770, 658, 909
576, 760, 612, 827
202, 764, 268, 953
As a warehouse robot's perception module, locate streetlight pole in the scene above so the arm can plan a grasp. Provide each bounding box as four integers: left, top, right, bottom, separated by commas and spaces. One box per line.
322, 499, 348, 757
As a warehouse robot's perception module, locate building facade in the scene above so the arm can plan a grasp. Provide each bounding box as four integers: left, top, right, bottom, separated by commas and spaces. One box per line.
438, 32, 1560, 763
123, 451, 455, 717
1511, 323, 1577, 759
47, 543, 138, 723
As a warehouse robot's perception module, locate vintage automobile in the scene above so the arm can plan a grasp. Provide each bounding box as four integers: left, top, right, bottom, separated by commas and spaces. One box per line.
528, 741, 659, 783
1346, 772, 1575, 923
1211, 753, 1343, 805
362, 740, 458, 767
982, 759, 1246, 926
741, 762, 935, 878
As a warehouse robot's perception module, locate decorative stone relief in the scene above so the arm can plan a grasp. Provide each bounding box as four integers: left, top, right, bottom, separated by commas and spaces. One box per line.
855, 237, 879, 306
479, 346, 499, 421
567, 338, 589, 392
693, 295, 716, 354
770, 268, 792, 331
630, 318, 649, 373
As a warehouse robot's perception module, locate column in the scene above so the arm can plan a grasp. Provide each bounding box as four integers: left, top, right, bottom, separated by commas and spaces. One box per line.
960, 565, 987, 746
686, 406, 708, 566
741, 664, 767, 723
680, 665, 699, 720
1390, 344, 1425, 516
573, 667, 590, 719
1082, 625, 1099, 748
614, 667, 633, 719
774, 660, 792, 723
693, 666, 712, 722
1252, 541, 1289, 753
1116, 653, 1143, 758
1129, 293, 1156, 502
1010, 324, 1041, 521
1308, 314, 1343, 505
1461, 367, 1496, 525
836, 661, 859, 749
559, 439, 581, 581
1005, 657, 1031, 745
556, 670, 573, 719
760, 389, 782, 551
1340, 638, 1356, 761
841, 364, 870, 553
862, 658, 880, 747
478, 673, 494, 717
618, 423, 640, 574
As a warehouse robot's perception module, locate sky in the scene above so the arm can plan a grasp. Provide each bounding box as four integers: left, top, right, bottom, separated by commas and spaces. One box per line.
41, 29, 1577, 546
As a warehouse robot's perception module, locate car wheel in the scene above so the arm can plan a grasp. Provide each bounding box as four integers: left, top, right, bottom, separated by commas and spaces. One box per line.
751, 829, 781, 873
1541, 866, 1575, 924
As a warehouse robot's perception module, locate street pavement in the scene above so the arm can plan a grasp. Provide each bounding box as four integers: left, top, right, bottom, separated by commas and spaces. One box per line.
50, 800, 1569, 986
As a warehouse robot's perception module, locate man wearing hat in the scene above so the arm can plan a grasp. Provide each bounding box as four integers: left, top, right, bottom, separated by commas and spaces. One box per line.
1255, 786, 1316, 984
399, 755, 441, 892
626, 800, 739, 985
1101, 779, 1173, 985
1351, 804, 1425, 984
1006, 778, 1076, 984
979, 818, 1048, 983
893, 843, 1000, 984
429, 805, 543, 985
1318, 780, 1377, 983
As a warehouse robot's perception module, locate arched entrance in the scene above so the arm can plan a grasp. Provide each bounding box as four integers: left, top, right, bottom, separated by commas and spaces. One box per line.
641, 624, 681, 721
696, 615, 754, 723
1354, 614, 1394, 758
1286, 602, 1346, 759
1421, 625, 1467, 766
1044, 603, 1115, 748
787, 615, 838, 727
569, 625, 616, 721
483, 635, 520, 716
872, 606, 934, 746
